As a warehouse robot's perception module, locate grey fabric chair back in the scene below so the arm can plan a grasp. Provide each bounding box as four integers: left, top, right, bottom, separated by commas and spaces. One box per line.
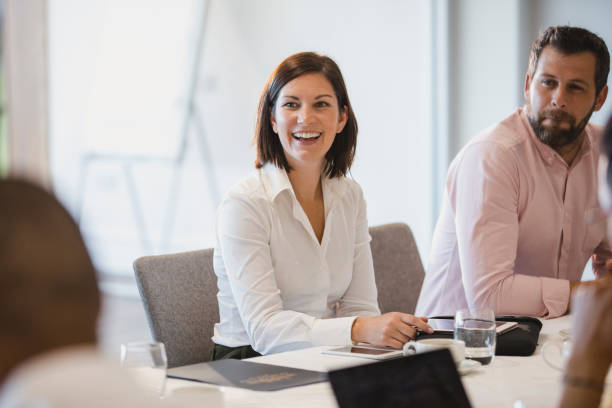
133, 223, 422, 367
369, 223, 425, 314
133, 248, 218, 368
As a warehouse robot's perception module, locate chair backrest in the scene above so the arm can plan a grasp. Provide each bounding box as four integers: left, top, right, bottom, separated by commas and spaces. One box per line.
133, 223, 422, 366
133, 248, 218, 368
369, 223, 425, 314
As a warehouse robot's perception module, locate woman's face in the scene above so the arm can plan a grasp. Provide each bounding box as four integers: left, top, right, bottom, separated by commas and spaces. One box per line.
271, 73, 347, 171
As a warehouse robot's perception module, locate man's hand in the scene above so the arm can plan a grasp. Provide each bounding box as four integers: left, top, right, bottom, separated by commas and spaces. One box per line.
591, 254, 612, 278
569, 257, 612, 312
351, 313, 434, 349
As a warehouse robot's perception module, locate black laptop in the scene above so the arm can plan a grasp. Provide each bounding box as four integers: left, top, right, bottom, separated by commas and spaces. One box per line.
328, 349, 472, 408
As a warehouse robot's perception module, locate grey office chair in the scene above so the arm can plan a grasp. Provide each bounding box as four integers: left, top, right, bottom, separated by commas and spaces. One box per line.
369, 223, 425, 314
133, 248, 218, 368
133, 223, 423, 368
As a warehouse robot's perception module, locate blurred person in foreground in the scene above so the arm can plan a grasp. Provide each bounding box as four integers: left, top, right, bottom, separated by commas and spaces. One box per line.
559, 117, 612, 408
417, 26, 611, 318
0, 180, 162, 407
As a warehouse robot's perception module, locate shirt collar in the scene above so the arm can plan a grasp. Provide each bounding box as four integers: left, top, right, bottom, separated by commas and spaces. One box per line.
519, 106, 594, 167
260, 162, 293, 201
259, 162, 348, 205
321, 173, 348, 213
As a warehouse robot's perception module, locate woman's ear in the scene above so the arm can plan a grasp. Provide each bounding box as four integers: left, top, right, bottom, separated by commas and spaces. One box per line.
270, 111, 278, 134
336, 105, 348, 134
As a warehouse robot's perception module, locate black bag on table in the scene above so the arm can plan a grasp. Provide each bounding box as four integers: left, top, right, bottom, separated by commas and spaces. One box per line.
416, 315, 542, 356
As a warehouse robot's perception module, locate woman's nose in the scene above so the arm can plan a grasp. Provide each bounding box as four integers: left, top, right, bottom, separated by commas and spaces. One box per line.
297, 105, 313, 123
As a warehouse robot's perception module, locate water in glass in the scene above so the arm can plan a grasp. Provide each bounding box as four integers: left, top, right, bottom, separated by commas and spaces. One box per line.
454, 309, 496, 365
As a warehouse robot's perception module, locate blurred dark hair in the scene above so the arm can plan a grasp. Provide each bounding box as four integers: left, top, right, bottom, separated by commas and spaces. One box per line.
254, 52, 358, 178
528, 26, 610, 95
0, 180, 99, 345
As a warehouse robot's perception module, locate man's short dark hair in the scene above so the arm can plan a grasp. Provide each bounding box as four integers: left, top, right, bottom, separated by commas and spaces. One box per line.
254, 52, 358, 178
528, 26, 610, 95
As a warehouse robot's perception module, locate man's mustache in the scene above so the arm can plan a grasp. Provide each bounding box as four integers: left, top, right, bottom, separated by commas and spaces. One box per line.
539, 109, 576, 125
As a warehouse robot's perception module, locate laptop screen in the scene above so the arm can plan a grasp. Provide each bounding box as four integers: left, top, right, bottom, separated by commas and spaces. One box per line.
328, 349, 472, 408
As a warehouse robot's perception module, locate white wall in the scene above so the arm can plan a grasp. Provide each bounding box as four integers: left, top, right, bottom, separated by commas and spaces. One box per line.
44, 0, 612, 290
49, 0, 435, 284
203, 0, 434, 253
5, 0, 51, 189
447, 0, 523, 156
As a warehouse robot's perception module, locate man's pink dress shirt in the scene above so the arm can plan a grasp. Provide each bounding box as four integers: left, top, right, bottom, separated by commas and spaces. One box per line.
416, 108, 611, 318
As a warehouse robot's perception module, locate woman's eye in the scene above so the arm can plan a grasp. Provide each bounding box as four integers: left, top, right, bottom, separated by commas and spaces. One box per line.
315, 101, 330, 107
283, 102, 298, 108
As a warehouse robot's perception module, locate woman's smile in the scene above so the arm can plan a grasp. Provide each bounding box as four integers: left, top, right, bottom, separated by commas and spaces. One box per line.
292, 131, 322, 140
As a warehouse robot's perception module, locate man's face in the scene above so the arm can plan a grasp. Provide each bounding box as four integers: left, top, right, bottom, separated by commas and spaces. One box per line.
524, 46, 608, 149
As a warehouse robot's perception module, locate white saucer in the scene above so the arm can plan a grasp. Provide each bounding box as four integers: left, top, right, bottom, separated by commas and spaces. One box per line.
458, 359, 482, 375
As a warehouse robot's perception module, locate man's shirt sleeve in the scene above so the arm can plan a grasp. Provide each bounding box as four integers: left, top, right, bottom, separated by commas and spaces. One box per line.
452, 141, 570, 318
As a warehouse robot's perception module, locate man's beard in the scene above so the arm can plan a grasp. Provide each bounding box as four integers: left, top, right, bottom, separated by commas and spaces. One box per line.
527, 106, 594, 149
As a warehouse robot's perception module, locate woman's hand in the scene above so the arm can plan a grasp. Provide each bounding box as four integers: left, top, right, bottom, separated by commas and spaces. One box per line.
351, 312, 434, 349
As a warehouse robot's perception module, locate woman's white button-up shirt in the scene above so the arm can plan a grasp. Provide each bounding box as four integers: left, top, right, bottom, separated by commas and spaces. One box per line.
212, 163, 380, 354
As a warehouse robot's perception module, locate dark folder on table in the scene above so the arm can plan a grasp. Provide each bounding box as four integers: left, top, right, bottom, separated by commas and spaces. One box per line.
329, 349, 472, 408
167, 359, 327, 391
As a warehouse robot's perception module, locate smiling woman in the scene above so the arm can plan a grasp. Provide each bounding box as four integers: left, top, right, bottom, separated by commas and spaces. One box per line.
269, 72, 348, 243
254, 52, 357, 179
210, 52, 432, 360
270, 73, 347, 174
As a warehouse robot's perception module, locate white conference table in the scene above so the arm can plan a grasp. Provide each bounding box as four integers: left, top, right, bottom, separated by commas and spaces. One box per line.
161, 315, 600, 408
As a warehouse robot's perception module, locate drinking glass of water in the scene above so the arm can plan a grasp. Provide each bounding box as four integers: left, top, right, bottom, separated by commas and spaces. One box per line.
454, 308, 496, 365
120, 341, 167, 398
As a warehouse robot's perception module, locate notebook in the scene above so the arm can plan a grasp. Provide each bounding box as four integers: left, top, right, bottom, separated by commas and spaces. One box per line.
167, 359, 327, 391
329, 349, 472, 408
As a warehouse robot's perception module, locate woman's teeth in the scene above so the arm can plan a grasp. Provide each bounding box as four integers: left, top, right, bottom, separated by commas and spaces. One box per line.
293, 132, 321, 139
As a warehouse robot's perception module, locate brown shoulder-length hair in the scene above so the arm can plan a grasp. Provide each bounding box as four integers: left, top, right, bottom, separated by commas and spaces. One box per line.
254, 52, 358, 178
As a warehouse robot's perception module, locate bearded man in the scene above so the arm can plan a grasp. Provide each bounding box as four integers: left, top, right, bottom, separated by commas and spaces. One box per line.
417, 26, 610, 318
